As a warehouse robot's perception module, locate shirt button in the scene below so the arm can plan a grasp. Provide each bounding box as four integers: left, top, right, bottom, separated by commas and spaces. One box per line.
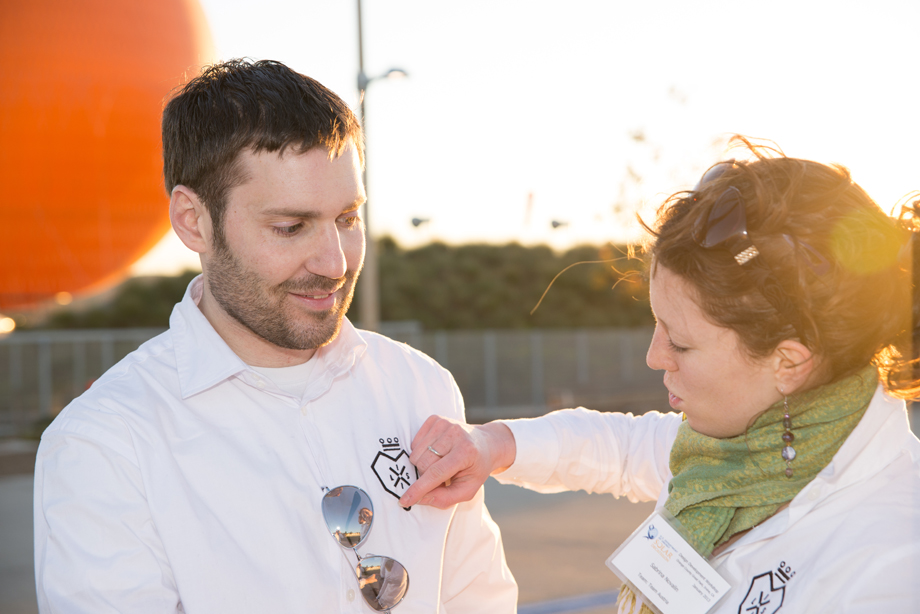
808, 488, 820, 501
347, 589, 355, 602
255, 379, 265, 388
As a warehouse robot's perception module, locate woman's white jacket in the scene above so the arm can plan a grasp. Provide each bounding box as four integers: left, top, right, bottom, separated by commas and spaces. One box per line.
496, 387, 920, 613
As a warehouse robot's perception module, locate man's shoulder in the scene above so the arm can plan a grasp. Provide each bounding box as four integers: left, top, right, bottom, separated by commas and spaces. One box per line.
356, 329, 448, 375
46, 329, 180, 434
93, 327, 178, 391
351, 330, 462, 418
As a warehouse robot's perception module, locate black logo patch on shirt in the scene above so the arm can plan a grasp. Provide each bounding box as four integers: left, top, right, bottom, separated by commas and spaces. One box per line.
371, 437, 418, 505
739, 562, 796, 614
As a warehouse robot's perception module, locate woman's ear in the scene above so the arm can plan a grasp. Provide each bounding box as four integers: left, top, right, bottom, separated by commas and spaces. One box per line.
170, 185, 212, 254
772, 339, 817, 395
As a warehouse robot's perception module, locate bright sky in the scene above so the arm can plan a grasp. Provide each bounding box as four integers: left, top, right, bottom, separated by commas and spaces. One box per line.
131, 0, 920, 276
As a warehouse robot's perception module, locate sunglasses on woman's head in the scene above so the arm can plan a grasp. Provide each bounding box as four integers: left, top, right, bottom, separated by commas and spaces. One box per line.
322, 485, 409, 612
690, 162, 829, 345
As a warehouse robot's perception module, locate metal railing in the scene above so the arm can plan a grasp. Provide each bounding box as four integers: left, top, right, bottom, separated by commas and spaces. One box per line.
0, 326, 668, 435
0, 328, 166, 434
387, 327, 667, 422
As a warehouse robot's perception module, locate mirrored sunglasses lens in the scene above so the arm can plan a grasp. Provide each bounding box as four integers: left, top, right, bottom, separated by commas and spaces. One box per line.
701, 187, 746, 248
356, 556, 410, 611
322, 486, 374, 549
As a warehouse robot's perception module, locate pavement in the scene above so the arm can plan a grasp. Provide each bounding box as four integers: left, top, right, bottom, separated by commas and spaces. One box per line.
486, 479, 654, 613
0, 439, 651, 614
0, 473, 36, 614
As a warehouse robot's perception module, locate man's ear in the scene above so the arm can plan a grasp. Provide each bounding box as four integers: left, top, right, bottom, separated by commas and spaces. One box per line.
772, 339, 817, 395
170, 185, 212, 254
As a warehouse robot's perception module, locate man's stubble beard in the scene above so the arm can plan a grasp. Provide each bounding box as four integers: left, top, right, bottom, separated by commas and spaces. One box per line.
207, 242, 360, 351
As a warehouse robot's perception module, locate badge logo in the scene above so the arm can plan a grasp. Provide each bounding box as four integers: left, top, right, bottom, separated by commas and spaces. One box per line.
644, 524, 659, 540
371, 437, 419, 506
739, 571, 786, 614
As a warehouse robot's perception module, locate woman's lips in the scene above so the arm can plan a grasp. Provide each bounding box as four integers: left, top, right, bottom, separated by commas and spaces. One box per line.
668, 391, 682, 408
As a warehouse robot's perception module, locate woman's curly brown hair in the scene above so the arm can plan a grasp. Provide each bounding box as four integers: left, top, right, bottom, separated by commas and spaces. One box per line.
641, 137, 916, 399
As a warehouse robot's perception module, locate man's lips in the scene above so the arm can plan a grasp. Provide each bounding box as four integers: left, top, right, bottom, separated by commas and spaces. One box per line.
288, 286, 343, 309
289, 284, 344, 299
294, 292, 333, 299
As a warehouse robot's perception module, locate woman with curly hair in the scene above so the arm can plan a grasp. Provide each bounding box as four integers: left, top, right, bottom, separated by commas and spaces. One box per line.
401, 140, 919, 613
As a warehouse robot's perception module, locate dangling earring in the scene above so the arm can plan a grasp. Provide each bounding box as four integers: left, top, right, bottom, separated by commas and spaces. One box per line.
781, 392, 795, 477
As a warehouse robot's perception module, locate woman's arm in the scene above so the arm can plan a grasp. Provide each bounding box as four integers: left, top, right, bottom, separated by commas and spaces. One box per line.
401, 409, 681, 508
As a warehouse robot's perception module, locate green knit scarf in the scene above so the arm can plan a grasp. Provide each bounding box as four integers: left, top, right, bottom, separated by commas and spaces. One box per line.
664, 364, 878, 558
616, 365, 877, 614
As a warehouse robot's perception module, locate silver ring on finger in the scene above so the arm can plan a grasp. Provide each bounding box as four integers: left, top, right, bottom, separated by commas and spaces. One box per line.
427, 445, 444, 458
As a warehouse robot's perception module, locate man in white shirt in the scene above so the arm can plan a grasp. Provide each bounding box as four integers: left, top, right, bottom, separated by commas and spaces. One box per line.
33, 59, 517, 613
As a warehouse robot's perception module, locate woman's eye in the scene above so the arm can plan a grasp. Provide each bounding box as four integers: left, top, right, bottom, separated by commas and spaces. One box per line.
668, 339, 687, 353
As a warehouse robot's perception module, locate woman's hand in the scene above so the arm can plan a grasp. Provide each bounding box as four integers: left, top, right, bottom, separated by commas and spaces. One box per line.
398, 416, 516, 509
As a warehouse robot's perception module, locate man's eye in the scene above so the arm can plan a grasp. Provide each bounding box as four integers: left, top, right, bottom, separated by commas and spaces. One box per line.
339, 216, 360, 227
273, 223, 302, 236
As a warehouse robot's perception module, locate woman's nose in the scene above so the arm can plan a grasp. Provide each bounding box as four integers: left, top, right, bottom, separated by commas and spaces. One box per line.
646, 326, 675, 372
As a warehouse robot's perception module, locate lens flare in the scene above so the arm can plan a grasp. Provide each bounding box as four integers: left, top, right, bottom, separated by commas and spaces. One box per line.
830, 212, 903, 275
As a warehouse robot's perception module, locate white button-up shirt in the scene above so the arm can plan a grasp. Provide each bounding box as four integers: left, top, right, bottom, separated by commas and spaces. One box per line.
34, 277, 517, 613
498, 388, 920, 613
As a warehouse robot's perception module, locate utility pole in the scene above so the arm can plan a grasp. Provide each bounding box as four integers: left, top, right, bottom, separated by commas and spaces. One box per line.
356, 0, 379, 332
354, 0, 406, 332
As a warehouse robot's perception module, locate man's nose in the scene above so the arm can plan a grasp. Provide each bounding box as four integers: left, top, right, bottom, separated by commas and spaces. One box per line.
307, 223, 348, 279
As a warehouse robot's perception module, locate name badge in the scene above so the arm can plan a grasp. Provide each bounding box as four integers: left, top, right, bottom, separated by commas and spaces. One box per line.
606, 510, 731, 614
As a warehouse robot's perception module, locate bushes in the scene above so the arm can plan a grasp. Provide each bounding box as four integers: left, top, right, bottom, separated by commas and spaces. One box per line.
354, 239, 651, 329
33, 241, 652, 330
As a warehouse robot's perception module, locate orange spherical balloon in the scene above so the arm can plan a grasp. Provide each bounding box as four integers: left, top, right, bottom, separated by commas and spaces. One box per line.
0, 0, 213, 310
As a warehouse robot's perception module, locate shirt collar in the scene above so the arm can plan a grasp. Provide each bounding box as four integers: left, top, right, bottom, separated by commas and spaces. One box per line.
791, 385, 914, 496
303, 317, 367, 403
171, 276, 250, 398
170, 276, 368, 401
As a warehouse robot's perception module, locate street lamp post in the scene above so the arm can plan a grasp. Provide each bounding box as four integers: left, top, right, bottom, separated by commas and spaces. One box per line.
356, 0, 406, 332
909, 199, 920, 426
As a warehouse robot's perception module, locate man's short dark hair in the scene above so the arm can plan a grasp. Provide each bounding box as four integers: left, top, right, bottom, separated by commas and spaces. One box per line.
162, 58, 363, 243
